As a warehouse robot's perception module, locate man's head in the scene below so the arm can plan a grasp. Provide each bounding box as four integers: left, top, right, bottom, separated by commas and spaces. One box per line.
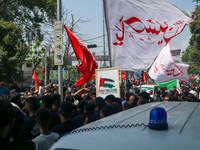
51, 94, 61, 108
123, 102, 135, 110
129, 94, 136, 103
164, 95, 170, 101
84, 100, 95, 114
138, 92, 149, 105
65, 95, 74, 103
100, 104, 116, 118
42, 95, 53, 109
59, 101, 74, 119
105, 94, 116, 104
134, 88, 140, 95
35, 108, 51, 126
13, 79, 18, 85
173, 86, 176, 90
155, 91, 160, 97
0, 100, 15, 138
94, 97, 106, 109
91, 92, 96, 100
0, 79, 5, 87
39, 80, 44, 86
25, 97, 40, 115
10, 92, 21, 106
49, 80, 54, 86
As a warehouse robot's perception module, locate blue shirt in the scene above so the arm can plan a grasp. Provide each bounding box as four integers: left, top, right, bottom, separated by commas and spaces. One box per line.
0, 86, 7, 97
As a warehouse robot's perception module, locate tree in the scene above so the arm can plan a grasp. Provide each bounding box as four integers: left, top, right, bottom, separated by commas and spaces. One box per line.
0, 0, 57, 83
0, 21, 29, 82
0, 0, 57, 45
42, 7, 90, 81
182, 2, 200, 74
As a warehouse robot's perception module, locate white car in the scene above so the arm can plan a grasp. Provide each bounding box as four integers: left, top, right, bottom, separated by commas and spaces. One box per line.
50, 102, 200, 150
137, 84, 159, 98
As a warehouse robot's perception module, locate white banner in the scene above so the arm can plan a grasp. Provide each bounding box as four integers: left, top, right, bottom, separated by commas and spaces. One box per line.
104, 0, 193, 70
148, 44, 189, 83
54, 21, 63, 65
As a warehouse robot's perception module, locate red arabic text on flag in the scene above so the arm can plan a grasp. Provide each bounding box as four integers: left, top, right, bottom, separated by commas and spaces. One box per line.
64, 26, 97, 87
148, 44, 189, 83
104, 0, 194, 70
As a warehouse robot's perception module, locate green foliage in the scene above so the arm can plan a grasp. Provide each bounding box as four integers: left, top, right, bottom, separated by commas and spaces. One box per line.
182, 4, 200, 74
0, 0, 57, 45
0, 21, 30, 82
27, 39, 46, 69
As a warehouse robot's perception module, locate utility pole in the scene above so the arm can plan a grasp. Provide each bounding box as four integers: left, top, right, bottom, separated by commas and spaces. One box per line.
57, 0, 63, 100
45, 46, 48, 86
103, 3, 106, 68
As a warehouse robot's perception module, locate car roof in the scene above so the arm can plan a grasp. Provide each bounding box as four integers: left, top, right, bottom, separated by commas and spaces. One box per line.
137, 84, 159, 88
50, 102, 200, 150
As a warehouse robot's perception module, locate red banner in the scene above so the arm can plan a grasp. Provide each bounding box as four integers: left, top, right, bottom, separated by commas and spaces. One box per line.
32, 69, 40, 90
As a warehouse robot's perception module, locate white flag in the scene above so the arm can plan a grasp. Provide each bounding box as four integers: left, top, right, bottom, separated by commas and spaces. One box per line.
148, 44, 189, 83
104, 0, 193, 70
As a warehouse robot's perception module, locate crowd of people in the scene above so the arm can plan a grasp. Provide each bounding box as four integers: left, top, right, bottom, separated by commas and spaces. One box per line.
0, 77, 200, 150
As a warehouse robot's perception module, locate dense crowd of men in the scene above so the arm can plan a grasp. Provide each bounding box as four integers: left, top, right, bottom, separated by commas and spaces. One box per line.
0, 77, 199, 150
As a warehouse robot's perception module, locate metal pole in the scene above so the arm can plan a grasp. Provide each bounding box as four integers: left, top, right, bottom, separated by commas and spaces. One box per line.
57, 0, 63, 100
120, 70, 122, 84
45, 47, 48, 86
103, 3, 106, 68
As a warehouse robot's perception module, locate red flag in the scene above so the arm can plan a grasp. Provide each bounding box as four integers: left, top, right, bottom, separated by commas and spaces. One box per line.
190, 74, 194, 80
143, 72, 148, 84
32, 69, 40, 90
42, 67, 45, 74
64, 25, 97, 87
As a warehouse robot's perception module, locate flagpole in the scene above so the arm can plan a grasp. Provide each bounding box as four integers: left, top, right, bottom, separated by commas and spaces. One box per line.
57, 0, 63, 101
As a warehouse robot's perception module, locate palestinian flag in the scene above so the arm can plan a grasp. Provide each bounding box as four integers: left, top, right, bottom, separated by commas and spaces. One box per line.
99, 77, 115, 88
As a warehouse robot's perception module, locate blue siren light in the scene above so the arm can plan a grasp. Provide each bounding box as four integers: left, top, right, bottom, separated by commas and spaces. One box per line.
148, 107, 168, 130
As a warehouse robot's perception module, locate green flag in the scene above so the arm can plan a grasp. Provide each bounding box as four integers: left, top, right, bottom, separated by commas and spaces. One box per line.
196, 76, 200, 83
158, 79, 177, 91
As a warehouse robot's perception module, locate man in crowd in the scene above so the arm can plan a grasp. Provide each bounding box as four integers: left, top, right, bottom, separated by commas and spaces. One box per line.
10, 79, 20, 93
32, 108, 59, 150
52, 101, 77, 135
0, 79, 7, 98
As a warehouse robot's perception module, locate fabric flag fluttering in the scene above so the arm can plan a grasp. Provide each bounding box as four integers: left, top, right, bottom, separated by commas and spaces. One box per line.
190, 74, 194, 80
32, 69, 40, 90
104, 0, 193, 70
42, 67, 45, 74
148, 44, 189, 83
64, 25, 97, 87
143, 72, 148, 84
158, 79, 180, 91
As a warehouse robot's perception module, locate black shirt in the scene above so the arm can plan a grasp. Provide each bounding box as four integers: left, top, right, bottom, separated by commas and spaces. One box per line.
21, 115, 40, 141
10, 137, 35, 150
0, 135, 12, 150
10, 84, 20, 92
72, 113, 91, 128
49, 109, 61, 130
51, 120, 77, 136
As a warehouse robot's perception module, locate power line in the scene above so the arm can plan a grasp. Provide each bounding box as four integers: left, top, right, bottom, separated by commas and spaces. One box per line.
82, 34, 107, 42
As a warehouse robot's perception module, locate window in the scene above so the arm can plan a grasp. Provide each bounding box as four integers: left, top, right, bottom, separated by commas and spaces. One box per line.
26, 63, 32, 68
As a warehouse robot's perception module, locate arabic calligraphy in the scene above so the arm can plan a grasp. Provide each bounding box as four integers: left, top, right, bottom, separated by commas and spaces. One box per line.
154, 52, 183, 77
113, 16, 185, 46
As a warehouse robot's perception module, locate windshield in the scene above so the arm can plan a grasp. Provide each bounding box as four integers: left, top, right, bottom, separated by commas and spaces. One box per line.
140, 87, 153, 93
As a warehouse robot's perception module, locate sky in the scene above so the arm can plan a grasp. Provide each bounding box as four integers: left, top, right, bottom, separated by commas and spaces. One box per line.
63, 0, 196, 66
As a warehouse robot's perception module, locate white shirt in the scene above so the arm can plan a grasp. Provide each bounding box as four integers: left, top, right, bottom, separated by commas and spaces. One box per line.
32, 132, 59, 150
38, 86, 45, 96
